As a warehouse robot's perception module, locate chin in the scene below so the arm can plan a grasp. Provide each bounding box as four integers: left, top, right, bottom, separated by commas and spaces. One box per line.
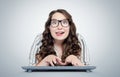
54, 38, 66, 41
52, 33, 69, 41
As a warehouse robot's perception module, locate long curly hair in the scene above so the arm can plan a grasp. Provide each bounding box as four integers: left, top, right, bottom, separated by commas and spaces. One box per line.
36, 9, 82, 63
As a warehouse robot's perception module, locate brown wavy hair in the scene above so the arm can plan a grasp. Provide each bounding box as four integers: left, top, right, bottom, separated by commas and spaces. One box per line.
36, 9, 82, 63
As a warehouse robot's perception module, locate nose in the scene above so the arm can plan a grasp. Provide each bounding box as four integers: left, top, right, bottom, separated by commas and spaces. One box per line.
57, 22, 63, 30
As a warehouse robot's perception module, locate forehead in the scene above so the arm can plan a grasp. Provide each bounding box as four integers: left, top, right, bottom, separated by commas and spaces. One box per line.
51, 12, 66, 20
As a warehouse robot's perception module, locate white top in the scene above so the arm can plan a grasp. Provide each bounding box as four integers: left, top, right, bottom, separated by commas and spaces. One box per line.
29, 33, 90, 66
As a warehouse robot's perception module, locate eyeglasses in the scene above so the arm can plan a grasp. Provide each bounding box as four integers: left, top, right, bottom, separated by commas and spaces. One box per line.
50, 19, 69, 28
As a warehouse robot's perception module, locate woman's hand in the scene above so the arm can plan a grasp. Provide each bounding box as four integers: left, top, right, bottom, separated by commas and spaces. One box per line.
56, 55, 84, 66
36, 55, 61, 66
36, 55, 84, 66
65, 55, 84, 66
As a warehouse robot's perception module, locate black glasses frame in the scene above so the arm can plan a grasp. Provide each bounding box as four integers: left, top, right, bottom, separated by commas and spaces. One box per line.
50, 19, 70, 28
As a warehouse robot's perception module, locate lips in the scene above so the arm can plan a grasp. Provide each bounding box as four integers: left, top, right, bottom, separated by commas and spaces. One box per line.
55, 31, 65, 36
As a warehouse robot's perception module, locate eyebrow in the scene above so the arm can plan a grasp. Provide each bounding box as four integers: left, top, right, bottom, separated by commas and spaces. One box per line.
51, 19, 67, 20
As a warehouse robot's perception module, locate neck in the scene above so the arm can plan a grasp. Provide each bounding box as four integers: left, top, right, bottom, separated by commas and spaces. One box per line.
54, 40, 64, 46
54, 40, 64, 58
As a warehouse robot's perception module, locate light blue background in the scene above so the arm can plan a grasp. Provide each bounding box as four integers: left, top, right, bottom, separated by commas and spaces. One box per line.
0, 0, 120, 77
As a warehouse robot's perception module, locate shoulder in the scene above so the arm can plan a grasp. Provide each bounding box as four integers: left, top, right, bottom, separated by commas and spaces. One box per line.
76, 33, 87, 48
33, 33, 43, 46
76, 33, 84, 41
34, 33, 42, 41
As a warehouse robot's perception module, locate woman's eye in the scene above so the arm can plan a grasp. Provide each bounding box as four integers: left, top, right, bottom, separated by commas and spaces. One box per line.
62, 20, 68, 24
53, 21, 57, 24
51, 21, 57, 25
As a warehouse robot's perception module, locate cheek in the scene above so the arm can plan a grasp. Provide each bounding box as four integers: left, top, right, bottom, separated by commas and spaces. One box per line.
64, 27, 70, 37
66, 27, 70, 34
49, 27, 55, 35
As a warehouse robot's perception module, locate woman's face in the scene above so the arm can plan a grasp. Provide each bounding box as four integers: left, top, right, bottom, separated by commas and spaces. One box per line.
49, 12, 70, 41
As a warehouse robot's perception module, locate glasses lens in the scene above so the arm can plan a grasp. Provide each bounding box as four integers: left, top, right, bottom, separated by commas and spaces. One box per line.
51, 19, 58, 27
50, 19, 69, 27
61, 19, 69, 27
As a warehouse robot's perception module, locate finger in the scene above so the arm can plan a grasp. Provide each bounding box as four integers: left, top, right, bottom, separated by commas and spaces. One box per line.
56, 57, 63, 64
75, 61, 85, 66
52, 58, 57, 64
45, 61, 51, 65
71, 62, 75, 66
58, 61, 67, 65
75, 63, 80, 66
56, 57, 61, 62
56, 58, 67, 65
50, 61, 55, 66
71, 61, 78, 66
74, 63, 79, 66
73, 62, 84, 66
46, 61, 54, 66
79, 63, 85, 66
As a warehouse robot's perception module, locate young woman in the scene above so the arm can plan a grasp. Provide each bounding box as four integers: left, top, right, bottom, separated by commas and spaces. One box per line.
33, 9, 85, 66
